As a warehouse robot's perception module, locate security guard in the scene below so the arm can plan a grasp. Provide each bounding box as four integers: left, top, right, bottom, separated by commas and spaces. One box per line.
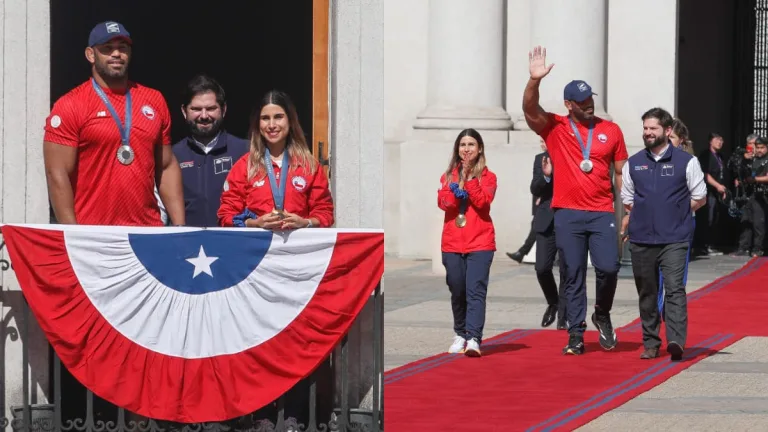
742, 137, 768, 256
620, 107, 706, 361
173, 74, 249, 227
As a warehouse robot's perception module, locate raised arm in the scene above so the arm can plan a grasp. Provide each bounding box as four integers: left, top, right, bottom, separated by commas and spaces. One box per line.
523, 46, 555, 135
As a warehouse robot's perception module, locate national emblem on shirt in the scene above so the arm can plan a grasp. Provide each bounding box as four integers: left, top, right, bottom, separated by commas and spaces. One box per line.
292, 176, 307, 192
141, 105, 156, 120
597, 133, 608, 143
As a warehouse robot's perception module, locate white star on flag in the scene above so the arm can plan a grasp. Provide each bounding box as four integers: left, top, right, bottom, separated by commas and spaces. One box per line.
186, 246, 219, 278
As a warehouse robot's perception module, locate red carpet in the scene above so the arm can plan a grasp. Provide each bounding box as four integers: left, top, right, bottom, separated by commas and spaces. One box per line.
385, 258, 768, 431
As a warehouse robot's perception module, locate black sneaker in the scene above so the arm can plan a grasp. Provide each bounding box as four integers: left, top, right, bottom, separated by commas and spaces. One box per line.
562, 333, 584, 355
667, 341, 684, 361
591, 312, 618, 350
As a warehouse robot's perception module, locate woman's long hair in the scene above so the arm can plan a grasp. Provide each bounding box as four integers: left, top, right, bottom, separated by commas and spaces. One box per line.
672, 117, 694, 155
443, 128, 487, 184
247, 90, 317, 181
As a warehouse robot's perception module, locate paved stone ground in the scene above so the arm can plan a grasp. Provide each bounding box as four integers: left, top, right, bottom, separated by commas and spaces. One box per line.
383, 252, 764, 431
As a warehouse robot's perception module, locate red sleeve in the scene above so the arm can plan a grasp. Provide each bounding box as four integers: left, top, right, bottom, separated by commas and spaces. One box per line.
157, 94, 172, 146
465, 170, 497, 212
613, 125, 629, 162
217, 158, 249, 227
43, 95, 82, 147
308, 165, 335, 227
437, 174, 459, 211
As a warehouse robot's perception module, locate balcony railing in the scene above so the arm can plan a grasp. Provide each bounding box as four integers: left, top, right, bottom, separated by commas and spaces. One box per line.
0, 240, 383, 432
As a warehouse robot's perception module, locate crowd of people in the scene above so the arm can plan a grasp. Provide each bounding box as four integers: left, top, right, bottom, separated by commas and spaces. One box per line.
437, 45, 713, 362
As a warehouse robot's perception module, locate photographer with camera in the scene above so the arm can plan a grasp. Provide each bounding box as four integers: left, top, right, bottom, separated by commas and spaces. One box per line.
734, 136, 768, 256
729, 136, 757, 256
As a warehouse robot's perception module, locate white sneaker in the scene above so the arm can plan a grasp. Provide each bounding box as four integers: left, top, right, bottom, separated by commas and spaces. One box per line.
465, 338, 482, 357
448, 335, 466, 353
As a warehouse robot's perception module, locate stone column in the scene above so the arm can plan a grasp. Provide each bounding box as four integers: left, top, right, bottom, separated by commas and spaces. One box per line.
1, 0, 52, 422
413, 0, 512, 141
329, 0, 384, 420
516, 0, 609, 128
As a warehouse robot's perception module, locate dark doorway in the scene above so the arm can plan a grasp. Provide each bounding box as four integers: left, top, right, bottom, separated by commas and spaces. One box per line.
50, 1, 314, 144
678, 0, 757, 252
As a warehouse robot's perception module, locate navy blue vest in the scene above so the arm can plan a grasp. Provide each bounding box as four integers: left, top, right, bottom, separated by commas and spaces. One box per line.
627, 144, 694, 245
173, 131, 250, 227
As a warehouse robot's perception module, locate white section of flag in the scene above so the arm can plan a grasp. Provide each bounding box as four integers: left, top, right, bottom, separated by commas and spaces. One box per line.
64, 229, 337, 359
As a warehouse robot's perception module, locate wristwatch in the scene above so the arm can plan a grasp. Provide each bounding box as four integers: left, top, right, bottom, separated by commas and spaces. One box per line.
306, 219, 314, 228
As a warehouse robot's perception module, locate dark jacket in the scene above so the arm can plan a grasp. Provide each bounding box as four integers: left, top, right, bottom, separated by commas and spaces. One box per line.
628, 145, 694, 244
173, 130, 250, 227
530, 152, 555, 234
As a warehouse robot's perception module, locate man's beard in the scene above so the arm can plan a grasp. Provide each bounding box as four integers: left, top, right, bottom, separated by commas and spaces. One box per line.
187, 117, 223, 139
644, 134, 666, 150
94, 60, 129, 81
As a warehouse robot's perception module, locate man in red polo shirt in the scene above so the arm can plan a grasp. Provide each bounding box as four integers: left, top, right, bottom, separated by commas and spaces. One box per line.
522, 46, 628, 355
43, 21, 184, 227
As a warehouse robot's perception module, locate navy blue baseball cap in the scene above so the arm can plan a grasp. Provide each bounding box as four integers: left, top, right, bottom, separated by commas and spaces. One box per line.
563, 80, 597, 102
88, 21, 132, 47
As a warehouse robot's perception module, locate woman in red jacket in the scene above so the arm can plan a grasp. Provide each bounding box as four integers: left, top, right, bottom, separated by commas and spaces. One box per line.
438, 128, 497, 357
218, 90, 334, 229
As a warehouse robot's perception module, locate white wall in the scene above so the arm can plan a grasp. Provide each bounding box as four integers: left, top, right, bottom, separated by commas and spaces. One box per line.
383, 0, 429, 144
382, 0, 429, 255
607, 0, 679, 153
0, 0, 52, 418
505, 0, 532, 128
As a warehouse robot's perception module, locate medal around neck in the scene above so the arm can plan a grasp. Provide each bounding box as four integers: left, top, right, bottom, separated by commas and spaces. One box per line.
271, 209, 286, 220
455, 214, 467, 228
580, 159, 593, 173
117, 145, 135, 165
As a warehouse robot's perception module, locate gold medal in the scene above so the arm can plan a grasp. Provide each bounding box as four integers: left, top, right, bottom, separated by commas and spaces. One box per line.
455, 214, 467, 228
272, 209, 286, 219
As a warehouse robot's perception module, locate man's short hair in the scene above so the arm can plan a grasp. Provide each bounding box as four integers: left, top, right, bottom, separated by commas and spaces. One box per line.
756, 137, 768, 146
641, 107, 673, 129
182, 74, 226, 108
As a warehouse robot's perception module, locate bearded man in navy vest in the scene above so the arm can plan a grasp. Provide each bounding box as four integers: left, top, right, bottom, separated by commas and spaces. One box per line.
172, 74, 249, 227
619, 107, 707, 361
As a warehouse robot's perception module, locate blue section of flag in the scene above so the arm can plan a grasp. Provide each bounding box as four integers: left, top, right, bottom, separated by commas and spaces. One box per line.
129, 230, 273, 294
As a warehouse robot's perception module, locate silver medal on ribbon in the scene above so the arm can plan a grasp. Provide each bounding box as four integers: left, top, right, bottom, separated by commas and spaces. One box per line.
580, 159, 593, 173
117, 144, 135, 165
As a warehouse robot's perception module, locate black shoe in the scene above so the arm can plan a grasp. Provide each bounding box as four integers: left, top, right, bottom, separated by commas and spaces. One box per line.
753, 250, 764, 257
731, 249, 751, 257
541, 305, 557, 327
591, 312, 618, 350
562, 333, 584, 355
506, 251, 524, 263
667, 341, 684, 361
556, 316, 567, 330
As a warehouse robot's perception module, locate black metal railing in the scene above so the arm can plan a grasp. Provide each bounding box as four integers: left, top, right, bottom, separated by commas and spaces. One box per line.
1, 273, 383, 432
754, 1, 768, 136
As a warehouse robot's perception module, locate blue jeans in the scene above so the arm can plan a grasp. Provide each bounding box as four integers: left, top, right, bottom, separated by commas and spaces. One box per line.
554, 209, 621, 334
442, 251, 494, 342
